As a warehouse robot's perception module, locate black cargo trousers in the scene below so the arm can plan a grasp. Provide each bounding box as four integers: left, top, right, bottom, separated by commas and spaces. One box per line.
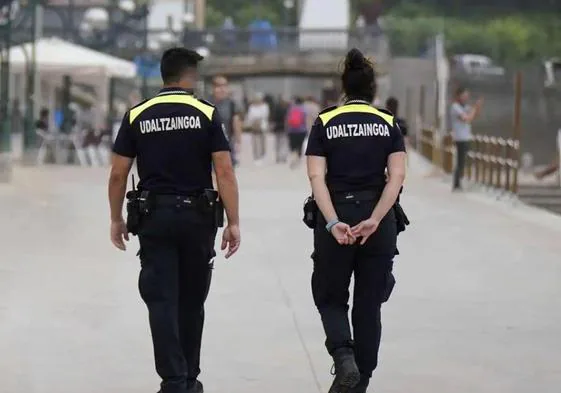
138, 199, 216, 393
312, 192, 397, 378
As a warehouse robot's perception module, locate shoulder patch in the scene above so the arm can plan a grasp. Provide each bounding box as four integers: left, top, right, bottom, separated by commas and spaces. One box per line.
318, 105, 338, 115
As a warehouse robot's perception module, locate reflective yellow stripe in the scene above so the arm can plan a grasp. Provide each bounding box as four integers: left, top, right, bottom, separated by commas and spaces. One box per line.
129, 94, 215, 124
318, 104, 394, 127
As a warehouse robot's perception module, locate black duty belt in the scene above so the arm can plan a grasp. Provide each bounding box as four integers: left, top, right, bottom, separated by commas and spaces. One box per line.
331, 190, 382, 204
151, 194, 201, 207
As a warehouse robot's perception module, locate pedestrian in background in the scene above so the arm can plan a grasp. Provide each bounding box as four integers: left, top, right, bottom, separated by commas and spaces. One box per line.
272, 95, 290, 163
286, 96, 308, 169
304, 95, 321, 133
245, 92, 269, 165
451, 86, 483, 191
385, 96, 408, 140
209, 75, 243, 167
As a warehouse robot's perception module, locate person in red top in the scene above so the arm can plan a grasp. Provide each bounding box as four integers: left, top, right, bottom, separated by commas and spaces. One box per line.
286, 96, 308, 169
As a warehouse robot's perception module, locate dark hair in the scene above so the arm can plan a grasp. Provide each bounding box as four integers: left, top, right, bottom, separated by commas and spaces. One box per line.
160, 47, 203, 84
455, 86, 468, 97
386, 96, 398, 115
341, 48, 376, 103
212, 74, 228, 86
40, 107, 49, 117
294, 96, 303, 105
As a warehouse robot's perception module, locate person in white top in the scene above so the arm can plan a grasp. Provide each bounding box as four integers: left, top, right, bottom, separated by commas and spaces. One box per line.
245, 92, 270, 165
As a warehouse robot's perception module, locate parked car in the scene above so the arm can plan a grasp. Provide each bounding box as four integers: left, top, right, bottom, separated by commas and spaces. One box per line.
452, 54, 505, 76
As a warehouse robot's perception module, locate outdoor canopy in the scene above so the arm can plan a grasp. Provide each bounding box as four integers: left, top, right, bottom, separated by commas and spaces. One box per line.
5, 37, 138, 134
7, 36, 137, 80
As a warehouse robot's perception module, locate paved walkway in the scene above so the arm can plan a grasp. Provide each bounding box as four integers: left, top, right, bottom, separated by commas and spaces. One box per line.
1, 143, 561, 393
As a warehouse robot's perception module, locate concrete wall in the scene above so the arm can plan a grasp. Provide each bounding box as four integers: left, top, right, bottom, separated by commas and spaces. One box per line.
388, 57, 437, 136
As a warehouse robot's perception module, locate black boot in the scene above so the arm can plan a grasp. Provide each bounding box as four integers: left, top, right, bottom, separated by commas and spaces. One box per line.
350, 374, 370, 393
328, 347, 361, 393
157, 381, 203, 393
186, 380, 204, 393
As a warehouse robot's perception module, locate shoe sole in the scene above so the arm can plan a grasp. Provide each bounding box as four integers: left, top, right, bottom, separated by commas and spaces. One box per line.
334, 369, 361, 393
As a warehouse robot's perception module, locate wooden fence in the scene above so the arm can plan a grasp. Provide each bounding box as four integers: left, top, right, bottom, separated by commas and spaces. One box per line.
418, 128, 520, 194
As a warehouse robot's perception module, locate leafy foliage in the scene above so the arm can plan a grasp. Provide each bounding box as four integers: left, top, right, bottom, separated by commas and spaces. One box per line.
204, 0, 561, 63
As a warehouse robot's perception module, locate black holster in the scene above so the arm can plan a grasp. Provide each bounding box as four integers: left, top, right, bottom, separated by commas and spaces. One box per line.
126, 190, 151, 235
393, 202, 410, 234
303, 196, 318, 229
202, 189, 224, 228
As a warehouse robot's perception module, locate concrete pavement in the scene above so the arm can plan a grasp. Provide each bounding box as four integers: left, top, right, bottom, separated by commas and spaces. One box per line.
1, 145, 561, 393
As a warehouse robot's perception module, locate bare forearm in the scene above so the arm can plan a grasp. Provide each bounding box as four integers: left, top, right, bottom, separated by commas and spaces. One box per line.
466, 106, 480, 123
233, 116, 243, 143
216, 173, 239, 225
108, 175, 127, 222
310, 176, 338, 223
370, 176, 405, 222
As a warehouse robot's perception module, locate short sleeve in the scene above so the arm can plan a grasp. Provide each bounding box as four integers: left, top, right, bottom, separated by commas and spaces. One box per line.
233, 100, 244, 116
305, 118, 326, 156
451, 103, 466, 119
209, 109, 231, 152
112, 111, 136, 158
390, 120, 406, 153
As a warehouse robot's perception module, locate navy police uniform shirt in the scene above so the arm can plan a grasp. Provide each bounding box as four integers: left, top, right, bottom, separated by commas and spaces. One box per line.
305, 101, 406, 193
113, 88, 230, 195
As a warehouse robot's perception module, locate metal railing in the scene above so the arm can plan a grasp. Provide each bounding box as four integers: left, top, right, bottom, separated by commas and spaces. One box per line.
38, 27, 386, 59
419, 128, 520, 195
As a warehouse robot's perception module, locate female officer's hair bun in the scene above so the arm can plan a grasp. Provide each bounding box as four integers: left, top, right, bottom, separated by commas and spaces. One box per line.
341, 48, 377, 103
345, 48, 367, 70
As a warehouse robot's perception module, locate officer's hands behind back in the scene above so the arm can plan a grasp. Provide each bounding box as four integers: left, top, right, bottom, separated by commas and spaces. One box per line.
221, 224, 241, 259
330, 222, 356, 246
351, 218, 380, 245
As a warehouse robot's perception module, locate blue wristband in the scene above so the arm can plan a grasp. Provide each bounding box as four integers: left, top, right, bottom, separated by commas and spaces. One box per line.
325, 219, 340, 232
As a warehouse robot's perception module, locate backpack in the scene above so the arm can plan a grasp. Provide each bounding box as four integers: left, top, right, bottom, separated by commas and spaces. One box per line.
287, 106, 306, 129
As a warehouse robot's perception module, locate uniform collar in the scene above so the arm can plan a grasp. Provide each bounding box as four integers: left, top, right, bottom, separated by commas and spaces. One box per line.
158, 87, 194, 96
345, 99, 371, 105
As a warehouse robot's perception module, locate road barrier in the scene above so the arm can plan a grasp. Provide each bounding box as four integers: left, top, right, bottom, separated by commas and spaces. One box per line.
418, 128, 520, 194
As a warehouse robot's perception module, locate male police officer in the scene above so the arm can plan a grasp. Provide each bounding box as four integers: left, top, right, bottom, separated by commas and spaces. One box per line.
108, 47, 240, 393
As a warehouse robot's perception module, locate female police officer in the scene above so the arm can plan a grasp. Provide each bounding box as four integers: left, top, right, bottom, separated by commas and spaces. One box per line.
305, 48, 406, 393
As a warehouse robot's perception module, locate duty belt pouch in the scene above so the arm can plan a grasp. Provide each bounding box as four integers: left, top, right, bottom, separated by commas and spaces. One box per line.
203, 189, 224, 228
302, 196, 318, 229
215, 200, 224, 228
394, 202, 410, 234
126, 190, 141, 235
138, 191, 151, 216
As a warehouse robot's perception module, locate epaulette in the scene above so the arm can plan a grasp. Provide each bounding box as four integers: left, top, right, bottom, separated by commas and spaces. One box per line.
197, 98, 216, 107
376, 107, 395, 116
130, 97, 150, 110
318, 105, 338, 115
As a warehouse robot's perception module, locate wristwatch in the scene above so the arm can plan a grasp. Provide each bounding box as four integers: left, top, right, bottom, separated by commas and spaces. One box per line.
325, 219, 340, 232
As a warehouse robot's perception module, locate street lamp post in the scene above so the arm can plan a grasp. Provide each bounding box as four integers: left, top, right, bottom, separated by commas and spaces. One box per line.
141, 11, 149, 100
0, 0, 16, 181
283, 0, 294, 49
22, 0, 42, 164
